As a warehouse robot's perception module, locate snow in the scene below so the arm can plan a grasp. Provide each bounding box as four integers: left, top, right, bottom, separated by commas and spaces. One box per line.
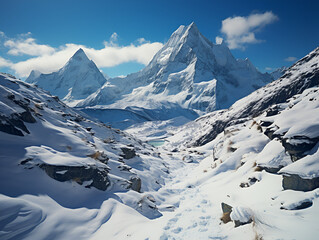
25, 48, 107, 102
72, 22, 272, 126
279, 144, 319, 178
256, 139, 292, 169
1, 38, 319, 240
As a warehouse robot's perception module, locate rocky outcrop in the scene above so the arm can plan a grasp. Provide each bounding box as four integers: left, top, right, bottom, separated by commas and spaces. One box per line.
282, 174, 319, 191
120, 146, 136, 159
39, 164, 110, 191
282, 136, 319, 161
129, 175, 142, 192
221, 203, 253, 227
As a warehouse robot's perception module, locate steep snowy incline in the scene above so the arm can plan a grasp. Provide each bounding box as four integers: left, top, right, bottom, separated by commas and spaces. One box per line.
0, 72, 172, 239
77, 23, 272, 114
26, 48, 107, 104
167, 46, 319, 147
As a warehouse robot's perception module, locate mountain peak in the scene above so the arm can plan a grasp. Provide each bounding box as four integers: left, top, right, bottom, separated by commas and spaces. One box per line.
69, 48, 90, 63
186, 22, 199, 32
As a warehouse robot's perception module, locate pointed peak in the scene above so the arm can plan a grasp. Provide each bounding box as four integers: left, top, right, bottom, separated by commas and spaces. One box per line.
69, 48, 90, 63
185, 22, 200, 35
188, 22, 198, 30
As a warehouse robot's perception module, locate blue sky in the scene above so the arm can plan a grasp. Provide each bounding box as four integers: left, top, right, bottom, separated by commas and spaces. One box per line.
0, 0, 318, 78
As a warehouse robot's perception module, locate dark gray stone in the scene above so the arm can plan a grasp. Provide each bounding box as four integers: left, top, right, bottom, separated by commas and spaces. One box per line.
221, 202, 233, 213
282, 136, 319, 161
129, 175, 142, 192
120, 147, 136, 159
282, 174, 319, 191
281, 200, 313, 210
40, 164, 110, 191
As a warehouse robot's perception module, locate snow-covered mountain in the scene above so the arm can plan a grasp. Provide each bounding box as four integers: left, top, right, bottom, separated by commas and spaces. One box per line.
168, 46, 319, 148
77, 23, 272, 113
270, 66, 287, 80
1, 45, 319, 239
25, 48, 107, 103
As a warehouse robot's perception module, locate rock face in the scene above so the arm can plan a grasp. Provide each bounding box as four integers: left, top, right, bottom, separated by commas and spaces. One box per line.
120, 147, 137, 159
40, 164, 110, 191
282, 174, 319, 192
282, 136, 319, 161
0, 74, 38, 136
129, 175, 142, 192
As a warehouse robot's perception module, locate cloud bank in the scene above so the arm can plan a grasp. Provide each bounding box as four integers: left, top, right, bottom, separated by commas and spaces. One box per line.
0, 32, 164, 78
217, 11, 278, 49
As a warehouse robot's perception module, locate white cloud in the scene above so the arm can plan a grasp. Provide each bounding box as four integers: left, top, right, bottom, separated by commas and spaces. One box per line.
265, 67, 274, 71
4, 37, 55, 56
215, 36, 223, 44
220, 11, 278, 49
0, 57, 12, 68
1, 32, 164, 78
285, 56, 297, 62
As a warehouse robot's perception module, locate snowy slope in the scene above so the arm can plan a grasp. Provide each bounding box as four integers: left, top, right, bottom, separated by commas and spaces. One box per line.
0, 73, 172, 239
168, 46, 319, 147
25, 48, 107, 103
1, 41, 319, 239
77, 23, 272, 114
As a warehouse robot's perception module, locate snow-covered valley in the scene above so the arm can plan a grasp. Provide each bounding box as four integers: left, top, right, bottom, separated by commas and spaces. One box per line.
1, 28, 319, 239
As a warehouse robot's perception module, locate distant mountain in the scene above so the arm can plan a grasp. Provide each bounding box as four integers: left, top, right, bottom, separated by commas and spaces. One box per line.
77, 23, 273, 113
25, 48, 107, 104
270, 66, 287, 80
168, 46, 319, 148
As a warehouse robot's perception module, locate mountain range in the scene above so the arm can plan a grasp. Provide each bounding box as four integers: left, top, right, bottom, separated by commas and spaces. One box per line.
26, 23, 273, 128
1, 33, 319, 239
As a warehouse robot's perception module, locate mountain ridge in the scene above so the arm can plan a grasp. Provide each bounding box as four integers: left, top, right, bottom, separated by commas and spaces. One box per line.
26, 48, 107, 103
76, 23, 273, 115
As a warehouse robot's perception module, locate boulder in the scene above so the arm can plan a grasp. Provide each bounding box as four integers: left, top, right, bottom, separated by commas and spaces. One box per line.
129, 175, 142, 192
40, 164, 110, 191
282, 136, 319, 161
120, 147, 136, 159
220, 202, 233, 224
282, 174, 319, 191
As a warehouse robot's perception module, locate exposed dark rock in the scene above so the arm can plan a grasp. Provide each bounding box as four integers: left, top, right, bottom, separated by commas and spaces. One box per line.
120, 147, 136, 159
265, 105, 281, 117
40, 164, 110, 191
281, 200, 313, 210
195, 120, 226, 146
282, 136, 319, 161
282, 174, 319, 191
0, 114, 31, 136
117, 165, 132, 171
240, 177, 259, 188
129, 175, 142, 192
258, 165, 284, 174
20, 110, 36, 123
263, 125, 281, 140
260, 120, 273, 127
234, 218, 253, 228
221, 202, 232, 224
20, 158, 33, 165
